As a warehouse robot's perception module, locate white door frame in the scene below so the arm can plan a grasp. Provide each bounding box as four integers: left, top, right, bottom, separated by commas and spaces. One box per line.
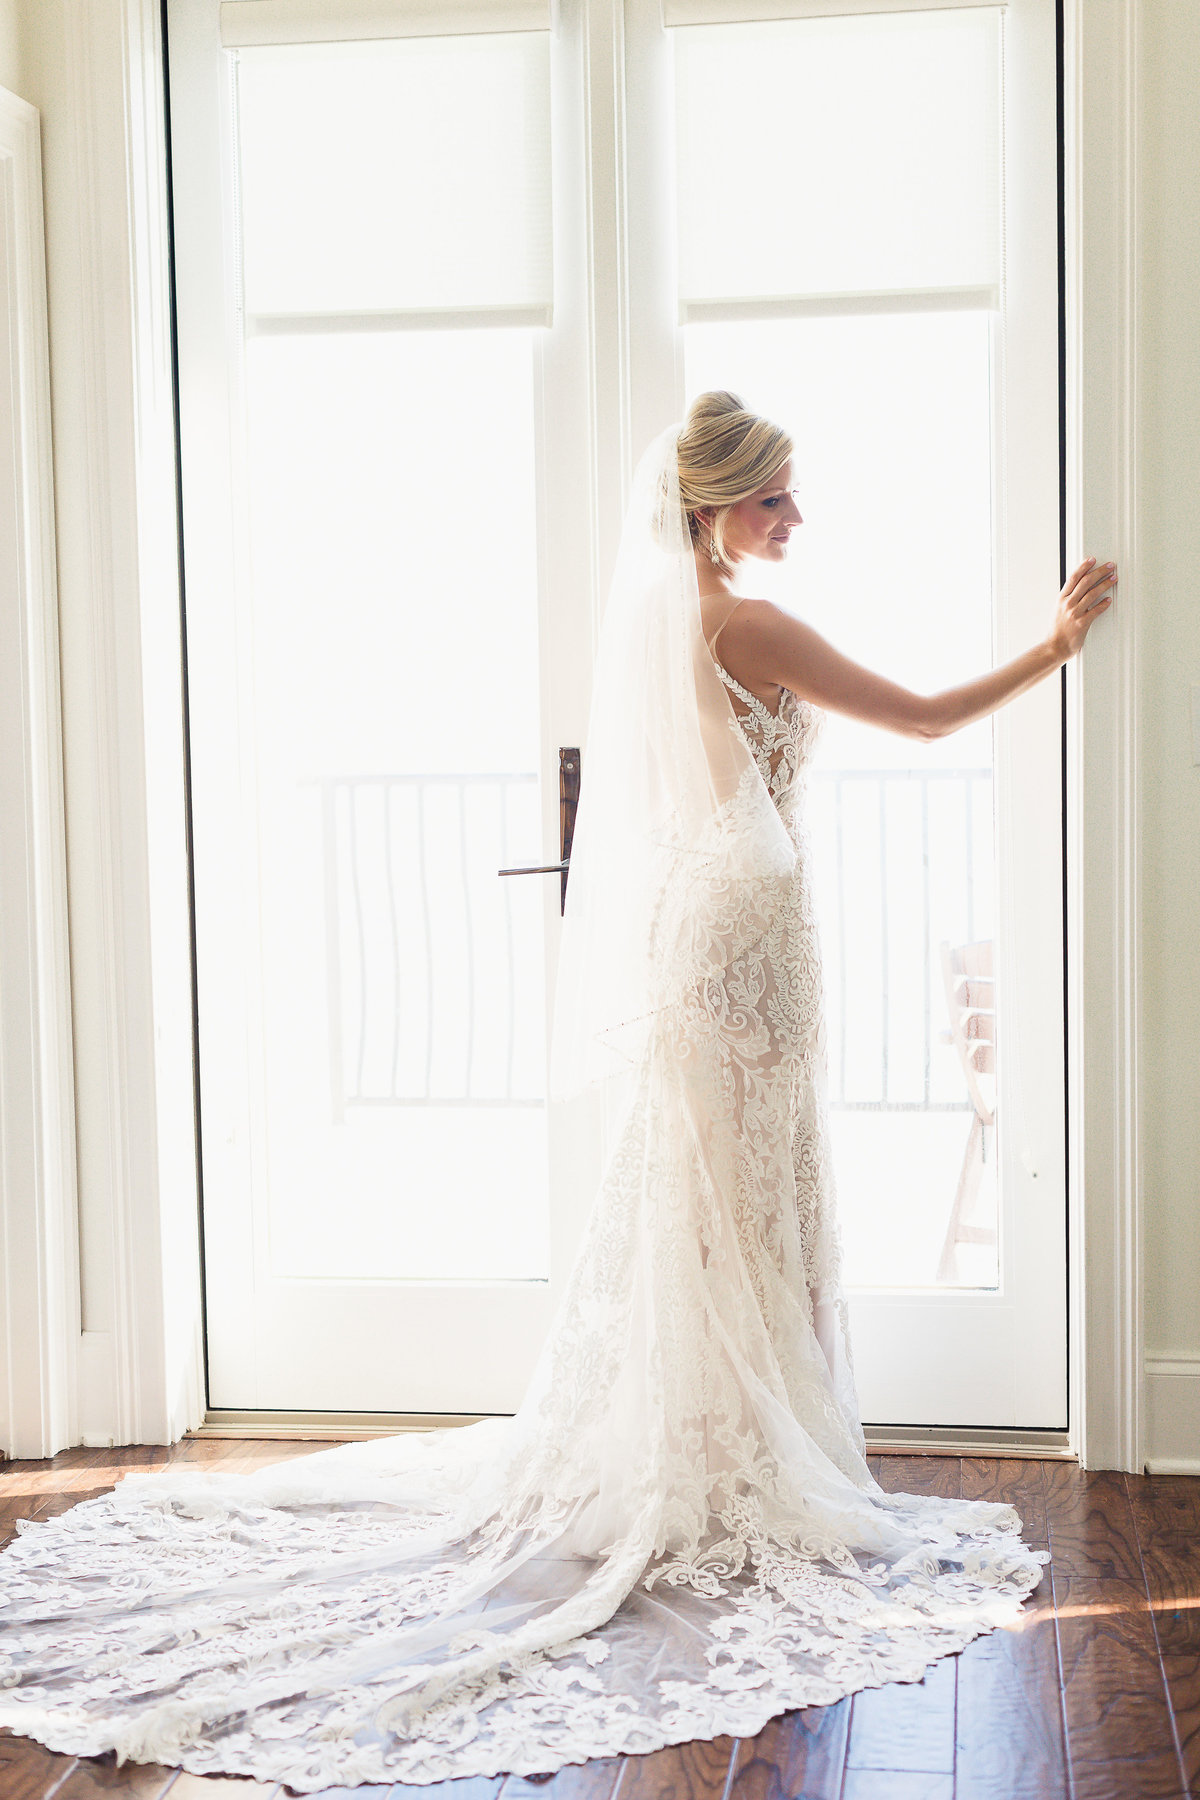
9, 0, 203, 1457
2, 0, 1146, 1469
0, 83, 78, 1462
1061, 0, 1144, 1474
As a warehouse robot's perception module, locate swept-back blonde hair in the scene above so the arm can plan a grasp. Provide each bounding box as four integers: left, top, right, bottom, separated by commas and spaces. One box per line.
676, 390, 793, 568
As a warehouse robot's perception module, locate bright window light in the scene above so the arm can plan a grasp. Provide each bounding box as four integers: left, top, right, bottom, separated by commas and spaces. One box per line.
240, 327, 550, 1283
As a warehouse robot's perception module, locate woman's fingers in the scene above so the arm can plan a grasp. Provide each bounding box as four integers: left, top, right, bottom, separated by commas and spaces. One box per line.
1066, 559, 1117, 609
1053, 557, 1116, 656
1065, 556, 1116, 587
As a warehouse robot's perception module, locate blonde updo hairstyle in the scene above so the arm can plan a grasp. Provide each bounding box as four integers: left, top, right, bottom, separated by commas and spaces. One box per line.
676, 391, 794, 569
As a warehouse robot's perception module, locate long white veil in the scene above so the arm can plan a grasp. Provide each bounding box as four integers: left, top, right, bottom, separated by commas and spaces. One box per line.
551, 423, 795, 1095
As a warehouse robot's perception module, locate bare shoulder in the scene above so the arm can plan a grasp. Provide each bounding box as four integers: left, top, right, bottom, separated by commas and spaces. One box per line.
714, 596, 820, 693
719, 594, 784, 630
716, 596, 798, 648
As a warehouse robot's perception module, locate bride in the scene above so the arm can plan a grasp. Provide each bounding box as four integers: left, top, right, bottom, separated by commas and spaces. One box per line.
0, 392, 1113, 1792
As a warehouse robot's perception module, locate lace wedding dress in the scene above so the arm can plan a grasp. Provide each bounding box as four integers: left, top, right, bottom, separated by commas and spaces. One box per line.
0, 660, 1046, 1791
0, 428, 1047, 1790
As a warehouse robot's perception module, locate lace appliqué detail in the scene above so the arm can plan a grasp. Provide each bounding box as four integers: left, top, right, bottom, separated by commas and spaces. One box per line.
712, 661, 819, 811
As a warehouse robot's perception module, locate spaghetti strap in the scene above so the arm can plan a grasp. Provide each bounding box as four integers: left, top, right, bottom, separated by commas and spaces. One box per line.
707, 597, 783, 721
706, 595, 748, 659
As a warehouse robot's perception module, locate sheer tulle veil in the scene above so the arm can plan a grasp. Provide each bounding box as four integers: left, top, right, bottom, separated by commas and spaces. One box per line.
551, 422, 795, 1097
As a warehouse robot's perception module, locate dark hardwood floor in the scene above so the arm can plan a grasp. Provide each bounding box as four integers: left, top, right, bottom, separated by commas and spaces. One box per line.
2, 1441, 1198, 1799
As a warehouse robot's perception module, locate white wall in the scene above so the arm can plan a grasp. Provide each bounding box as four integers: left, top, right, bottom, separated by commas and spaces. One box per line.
0, 0, 19, 96
1137, 0, 1200, 1470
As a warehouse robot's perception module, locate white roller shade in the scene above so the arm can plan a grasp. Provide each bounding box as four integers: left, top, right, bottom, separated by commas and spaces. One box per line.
221, 0, 550, 47
236, 32, 552, 316
674, 7, 1001, 303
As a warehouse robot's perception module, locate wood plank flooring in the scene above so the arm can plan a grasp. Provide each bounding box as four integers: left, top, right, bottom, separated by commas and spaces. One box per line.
1, 1442, 1198, 1799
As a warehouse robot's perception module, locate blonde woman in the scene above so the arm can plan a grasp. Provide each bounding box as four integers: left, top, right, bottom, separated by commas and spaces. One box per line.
0, 395, 1113, 1790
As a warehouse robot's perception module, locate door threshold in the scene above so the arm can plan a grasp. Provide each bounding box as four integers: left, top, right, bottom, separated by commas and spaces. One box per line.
866, 1423, 1074, 1459
195, 1410, 1075, 1460
196, 1409, 491, 1440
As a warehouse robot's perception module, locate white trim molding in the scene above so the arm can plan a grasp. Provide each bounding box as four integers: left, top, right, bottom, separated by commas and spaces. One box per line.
1144, 1356, 1200, 1475
0, 86, 79, 1461
1062, 0, 1144, 1472
21, 0, 205, 1449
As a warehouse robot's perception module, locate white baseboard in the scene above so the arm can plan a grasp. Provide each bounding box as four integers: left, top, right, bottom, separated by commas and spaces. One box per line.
1144, 1355, 1200, 1473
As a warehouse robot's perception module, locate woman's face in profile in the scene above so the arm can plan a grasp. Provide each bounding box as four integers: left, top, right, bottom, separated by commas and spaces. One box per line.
722, 459, 804, 566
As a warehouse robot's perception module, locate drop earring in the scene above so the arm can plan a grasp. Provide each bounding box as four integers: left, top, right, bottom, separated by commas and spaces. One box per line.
708, 531, 720, 566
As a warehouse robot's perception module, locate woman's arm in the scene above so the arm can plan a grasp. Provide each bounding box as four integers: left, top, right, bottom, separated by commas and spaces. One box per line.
717, 558, 1117, 741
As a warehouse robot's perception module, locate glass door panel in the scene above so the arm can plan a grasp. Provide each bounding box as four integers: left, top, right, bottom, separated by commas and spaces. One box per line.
674, 0, 1064, 1429
169, 7, 578, 1413
242, 328, 550, 1289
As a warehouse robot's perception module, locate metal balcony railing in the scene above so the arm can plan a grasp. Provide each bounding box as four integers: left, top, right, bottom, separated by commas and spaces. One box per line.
321, 767, 992, 1119
320, 773, 542, 1118
809, 767, 992, 1113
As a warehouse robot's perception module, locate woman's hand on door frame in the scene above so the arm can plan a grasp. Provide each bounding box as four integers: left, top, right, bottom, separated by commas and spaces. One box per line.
1049, 557, 1117, 660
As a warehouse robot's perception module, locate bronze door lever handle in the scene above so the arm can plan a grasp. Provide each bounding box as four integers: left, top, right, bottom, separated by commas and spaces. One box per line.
496, 748, 580, 914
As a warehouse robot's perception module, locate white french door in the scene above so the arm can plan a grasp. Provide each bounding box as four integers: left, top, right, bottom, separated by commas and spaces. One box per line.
659, 0, 1065, 1428
168, 0, 602, 1412
171, 0, 1065, 1429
